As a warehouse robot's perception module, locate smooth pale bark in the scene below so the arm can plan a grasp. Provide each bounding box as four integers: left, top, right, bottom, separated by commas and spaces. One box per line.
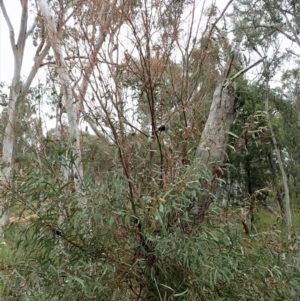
38, 0, 83, 193
195, 54, 267, 168
0, 0, 50, 233
264, 70, 292, 232
192, 53, 237, 221
294, 83, 300, 129
195, 53, 236, 168
193, 53, 266, 222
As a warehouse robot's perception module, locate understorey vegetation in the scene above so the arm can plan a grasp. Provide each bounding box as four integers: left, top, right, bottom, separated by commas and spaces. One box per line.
0, 0, 300, 300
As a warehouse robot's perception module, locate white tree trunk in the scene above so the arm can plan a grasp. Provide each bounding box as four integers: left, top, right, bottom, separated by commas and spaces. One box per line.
264, 68, 292, 232
293, 83, 300, 129
38, 0, 83, 193
194, 53, 265, 222
191, 53, 237, 222
0, 0, 50, 234
195, 53, 237, 168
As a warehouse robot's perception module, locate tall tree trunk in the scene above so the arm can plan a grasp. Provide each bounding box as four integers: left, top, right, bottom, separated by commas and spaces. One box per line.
0, 0, 50, 235
264, 66, 292, 232
268, 152, 285, 218
193, 52, 265, 223
294, 82, 300, 129
193, 53, 237, 222
195, 53, 236, 167
38, 0, 83, 194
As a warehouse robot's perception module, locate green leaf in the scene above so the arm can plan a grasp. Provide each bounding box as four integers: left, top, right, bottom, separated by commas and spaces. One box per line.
174, 288, 189, 297
226, 131, 239, 138
73, 277, 85, 288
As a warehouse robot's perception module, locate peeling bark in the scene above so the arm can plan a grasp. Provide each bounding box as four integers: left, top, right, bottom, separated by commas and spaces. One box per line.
193, 53, 265, 222
195, 53, 237, 169
190, 53, 237, 222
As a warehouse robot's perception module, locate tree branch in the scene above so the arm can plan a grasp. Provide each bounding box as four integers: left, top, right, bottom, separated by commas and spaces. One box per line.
277, 7, 300, 47
26, 20, 37, 39
261, 25, 298, 44
230, 56, 266, 81
22, 43, 51, 94
40, 55, 89, 67
17, 0, 28, 53
0, 0, 16, 52
211, 0, 235, 29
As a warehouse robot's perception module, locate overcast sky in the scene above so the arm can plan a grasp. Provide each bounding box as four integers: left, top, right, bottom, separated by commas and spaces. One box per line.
0, 2, 19, 83
0, 1, 35, 85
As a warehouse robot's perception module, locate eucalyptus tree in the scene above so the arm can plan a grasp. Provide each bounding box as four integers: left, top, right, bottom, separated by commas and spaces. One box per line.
37, 0, 84, 193
0, 0, 50, 233
231, 0, 298, 229
232, 0, 300, 134
223, 81, 290, 226
36, 0, 133, 189
277, 70, 300, 214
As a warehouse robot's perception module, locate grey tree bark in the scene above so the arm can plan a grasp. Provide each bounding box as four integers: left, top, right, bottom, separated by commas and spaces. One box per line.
192, 53, 237, 222
195, 53, 237, 169
193, 52, 266, 222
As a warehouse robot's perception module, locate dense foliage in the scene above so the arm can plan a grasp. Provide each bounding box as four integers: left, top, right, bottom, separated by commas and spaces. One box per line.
2, 150, 300, 300
0, 0, 300, 300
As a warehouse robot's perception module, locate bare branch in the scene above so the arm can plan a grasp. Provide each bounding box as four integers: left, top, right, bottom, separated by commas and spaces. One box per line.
230, 56, 266, 81
211, 0, 235, 29
0, 0, 16, 52
26, 20, 37, 39
22, 43, 51, 94
17, 0, 28, 52
277, 7, 300, 47
40, 56, 89, 67
35, 18, 46, 56
286, 49, 300, 58
254, 25, 299, 44
77, 0, 121, 100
